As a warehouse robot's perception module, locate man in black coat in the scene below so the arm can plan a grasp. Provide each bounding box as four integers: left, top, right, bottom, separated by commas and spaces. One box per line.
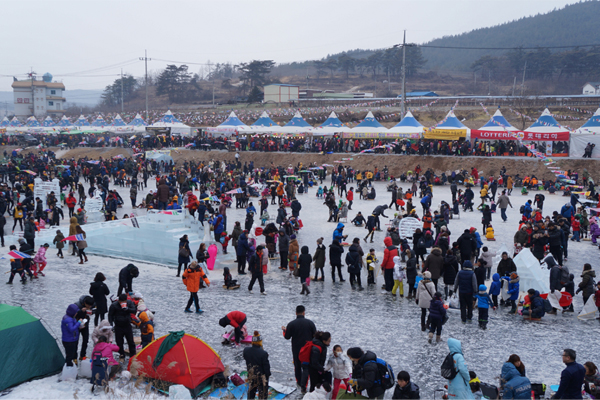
243, 331, 271, 400
108, 293, 137, 359
347, 347, 386, 399
282, 305, 316, 391
290, 198, 302, 218
117, 264, 139, 296
456, 229, 476, 264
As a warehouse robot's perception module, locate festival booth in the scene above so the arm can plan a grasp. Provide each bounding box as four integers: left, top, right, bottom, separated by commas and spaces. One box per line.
0, 117, 9, 128
343, 111, 390, 139
58, 115, 72, 128
248, 111, 278, 135
276, 111, 313, 136
524, 108, 570, 157
128, 113, 148, 133
423, 110, 468, 140
471, 109, 518, 141
24, 116, 45, 134
207, 111, 251, 136
570, 108, 600, 158
42, 116, 55, 128
150, 110, 193, 136
109, 114, 135, 134
385, 111, 424, 139
312, 111, 346, 136
75, 115, 90, 128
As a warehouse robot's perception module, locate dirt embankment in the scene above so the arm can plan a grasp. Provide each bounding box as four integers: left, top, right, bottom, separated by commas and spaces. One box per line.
4, 146, 600, 181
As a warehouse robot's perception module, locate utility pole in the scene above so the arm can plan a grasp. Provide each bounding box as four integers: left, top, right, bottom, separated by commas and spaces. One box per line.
139, 50, 151, 120
512, 76, 517, 97
401, 30, 407, 117
488, 71, 491, 96
520, 61, 527, 97
120, 68, 124, 113
306, 66, 309, 90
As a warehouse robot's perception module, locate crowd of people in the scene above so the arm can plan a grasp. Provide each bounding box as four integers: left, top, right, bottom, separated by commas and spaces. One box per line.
2, 146, 600, 398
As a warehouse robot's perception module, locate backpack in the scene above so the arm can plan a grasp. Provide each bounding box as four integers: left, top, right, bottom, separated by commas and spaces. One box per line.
416, 237, 426, 249
365, 358, 395, 390
441, 352, 458, 380
519, 205, 525, 214
559, 266, 570, 286
543, 299, 553, 313
299, 341, 321, 364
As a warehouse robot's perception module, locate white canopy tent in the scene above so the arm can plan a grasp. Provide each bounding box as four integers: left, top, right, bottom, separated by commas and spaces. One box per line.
312, 111, 346, 136
570, 108, 600, 158
150, 110, 192, 136
207, 111, 252, 136
386, 111, 424, 138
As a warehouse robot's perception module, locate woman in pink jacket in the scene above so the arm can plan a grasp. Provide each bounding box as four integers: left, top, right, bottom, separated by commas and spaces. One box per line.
91, 335, 121, 378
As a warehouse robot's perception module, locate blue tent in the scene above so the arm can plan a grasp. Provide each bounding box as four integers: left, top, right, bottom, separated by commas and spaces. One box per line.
527, 108, 562, 129
319, 111, 344, 128
580, 108, 600, 129
0, 117, 9, 127
388, 111, 424, 136
208, 111, 250, 135
92, 116, 107, 127
479, 108, 516, 131
159, 110, 181, 124
42, 116, 56, 127
351, 111, 386, 132
111, 114, 126, 127
58, 116, 72, 127
128, 113, 147, 126
285, 111, 311, 128
252, 111, 276, 127
25, 117, 41, 127
76, 115, 90, 126
219, 111, 246, 127
436, 110, 467, 129
9, 117, 22, 127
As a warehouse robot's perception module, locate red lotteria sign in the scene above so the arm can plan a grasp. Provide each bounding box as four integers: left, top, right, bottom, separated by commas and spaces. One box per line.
471, 130, 569, 141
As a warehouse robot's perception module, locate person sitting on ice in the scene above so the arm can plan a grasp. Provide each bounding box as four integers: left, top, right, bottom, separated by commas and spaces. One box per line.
317, 186, 324, 198
485, 225, 495, 241
351, 212, 366, 227
166, 198, 182, 210
521, 289, 545, 319
223, 267, 238, 289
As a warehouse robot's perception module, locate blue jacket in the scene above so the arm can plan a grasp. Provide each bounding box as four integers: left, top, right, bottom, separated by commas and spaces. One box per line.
454, 263, 478, 295
561, 204, 575, 219
197, 203, 207, 221
501, 362, 531, 399
523, 203, 532, 218
447, 338, 474, 399
554, 361, 586, 399
473, 232, 483, 249
246, 205, 256, 214
475, 285, 493, 309
429, 298, 447, 320
213, 214, 224, 236
505, 276, 520, 300
61, 304, 81, 342
489, 273, 502, 296
237, 233, 250, 256
529, 290, 546, 319
332, 223, 345, 242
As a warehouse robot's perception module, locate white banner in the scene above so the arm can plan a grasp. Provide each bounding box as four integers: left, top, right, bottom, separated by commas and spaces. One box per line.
33, 178, 61, 206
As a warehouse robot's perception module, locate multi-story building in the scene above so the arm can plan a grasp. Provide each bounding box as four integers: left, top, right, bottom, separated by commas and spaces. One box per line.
12, 73, 66, 118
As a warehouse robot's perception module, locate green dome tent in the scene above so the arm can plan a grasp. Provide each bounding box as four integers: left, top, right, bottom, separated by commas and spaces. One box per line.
0, 304, 65, 391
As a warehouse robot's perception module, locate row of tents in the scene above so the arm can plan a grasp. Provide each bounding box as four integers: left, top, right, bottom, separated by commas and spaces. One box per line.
0, 111, 193, 136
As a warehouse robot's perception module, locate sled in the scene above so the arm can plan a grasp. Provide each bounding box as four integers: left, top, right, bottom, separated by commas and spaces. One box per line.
207, 244, 218, 270
341, 242, 350, 247
540, 291, 573, 308
223, 285, 240, 290
222, 332, 252, 344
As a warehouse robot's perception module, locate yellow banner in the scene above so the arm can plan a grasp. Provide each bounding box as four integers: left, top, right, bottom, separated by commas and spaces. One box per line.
423, 129, 466, 140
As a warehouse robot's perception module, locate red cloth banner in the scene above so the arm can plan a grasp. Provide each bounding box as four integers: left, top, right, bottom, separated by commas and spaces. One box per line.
471, 130, 569, 141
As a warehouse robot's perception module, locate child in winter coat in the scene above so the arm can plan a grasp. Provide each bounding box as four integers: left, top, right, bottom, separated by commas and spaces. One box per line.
488, 273, 502, 308
61, 304, 82, 366
392, 256, 405, 297
53, 230, 65, 258
317, 186, 324, 198
223, 267, 238, 289
366, 248, 378, 285
480, 247, 496, 280
475, 284, 495, 329
562, 274, 575, 312
92, 320, 114, 345
220, 232, 230, 254
485, 226, 495, 241
571, 218, 581, 242
260, 210, 269, 226
428, 291, 447, 343
260, 243, 269, 274
91, 335, 121, 379
474, 259, 487, 287
325, 344, 352, 399
32, 243, 49, 277
505, 272, 520, 314
312, 238, 326, 281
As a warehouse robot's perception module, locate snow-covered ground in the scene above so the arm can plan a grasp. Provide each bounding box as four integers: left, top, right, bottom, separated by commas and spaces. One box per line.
2, 176, 600, 399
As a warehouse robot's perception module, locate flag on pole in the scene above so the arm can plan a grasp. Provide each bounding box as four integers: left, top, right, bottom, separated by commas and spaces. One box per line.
62, 234, 85, 242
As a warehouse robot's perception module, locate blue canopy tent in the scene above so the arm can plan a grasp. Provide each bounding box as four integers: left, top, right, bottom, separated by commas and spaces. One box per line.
349, 111, 387, 133
9, 117, 22, 127
207, 111, 251, 135
571, 107, 600, 158
249, 111, 278, 134
128, 113, 147, 127
480, 108, 517, 131
91, 116, 107, 127
111, 114, 127, 126
278, 111, 313, 135
424, 110, 468, 140
313, 111, 345, 136
387, 111, 424, 137
0, 117, 9, 127
150, 110, 192, 135
42, 116, 56, 127
58, 116, 72, 127
25, 117, 41, 127
75, 115, 90, 127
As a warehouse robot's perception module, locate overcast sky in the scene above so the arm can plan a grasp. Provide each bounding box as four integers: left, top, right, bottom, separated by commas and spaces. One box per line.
0, 0, 581, 94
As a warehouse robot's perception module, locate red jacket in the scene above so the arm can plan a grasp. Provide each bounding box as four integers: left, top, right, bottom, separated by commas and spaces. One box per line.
346, 191, 353, 201
572, 220, 580, 232
66, 196, 77, 208
381, 237, 398, 270
227, 311, 246, 328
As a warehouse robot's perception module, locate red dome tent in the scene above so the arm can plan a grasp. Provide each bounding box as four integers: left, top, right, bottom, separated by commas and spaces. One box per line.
128, 331, 225, 395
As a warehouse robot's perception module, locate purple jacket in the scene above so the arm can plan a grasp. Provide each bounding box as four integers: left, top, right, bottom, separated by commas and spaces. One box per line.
61, 304, 81, 342
590, 222, 600, 237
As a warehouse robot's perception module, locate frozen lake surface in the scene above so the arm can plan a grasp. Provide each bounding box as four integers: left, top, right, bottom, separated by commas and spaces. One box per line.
2, 176, 600, 399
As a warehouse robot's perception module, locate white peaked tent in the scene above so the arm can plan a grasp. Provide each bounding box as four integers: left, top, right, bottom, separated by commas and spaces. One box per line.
280, 111, 313, 135
0, 117, 10, 127
109, 114, 135, 133
525, 108, 570, 135
479, 109, 517, 131
128, 113, 147, 127
249, 111, 278, 134
571, 108, 600, 158
387, 111, 424, 138
424, 110, 469, 140
349, 111, 388, 133
58, 115, 72, 127
76, 115, 90, 127
111, 114, 127, 126
207, 111, 251, 135
313, 112, 345, 136
42, 116, 56, 127
150, 110, 192, 135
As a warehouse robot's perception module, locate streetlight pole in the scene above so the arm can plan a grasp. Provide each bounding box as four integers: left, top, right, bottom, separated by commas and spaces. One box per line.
120, 68, 124, 113
139, 50, 151, 120
401, 30, 406, 117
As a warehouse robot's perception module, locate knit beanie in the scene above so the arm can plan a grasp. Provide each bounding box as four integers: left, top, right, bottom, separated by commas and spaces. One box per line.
252, 331, 263, 347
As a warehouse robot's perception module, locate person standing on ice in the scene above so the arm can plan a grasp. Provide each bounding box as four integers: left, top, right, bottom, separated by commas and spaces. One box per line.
283, 305, 316, 392
445, 338, 474, 399
108, 293, 137, 361
183, 261, 210, 313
